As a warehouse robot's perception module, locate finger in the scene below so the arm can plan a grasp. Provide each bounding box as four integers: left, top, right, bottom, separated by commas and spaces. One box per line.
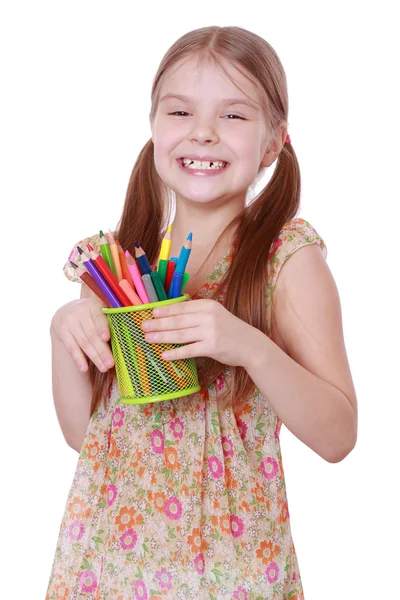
152, 298, 208, 318
61, 329, 90, 372
143, 313, 199, 332
161, 341, 202, 361
145, 326, 201, 345
75, 320, 113, 372
90, 302, 111, 342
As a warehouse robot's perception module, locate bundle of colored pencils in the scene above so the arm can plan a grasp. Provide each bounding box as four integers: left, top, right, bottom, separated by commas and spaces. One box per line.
70, 225, 192, 308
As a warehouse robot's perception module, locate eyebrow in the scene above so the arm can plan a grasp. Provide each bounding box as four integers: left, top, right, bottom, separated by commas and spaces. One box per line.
159, 93, 259, 110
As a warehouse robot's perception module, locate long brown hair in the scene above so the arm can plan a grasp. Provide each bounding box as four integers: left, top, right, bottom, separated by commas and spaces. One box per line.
89, 26, 300, 416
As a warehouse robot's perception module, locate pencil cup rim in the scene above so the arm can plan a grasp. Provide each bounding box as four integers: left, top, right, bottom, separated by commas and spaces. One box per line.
102, 293, 190, 315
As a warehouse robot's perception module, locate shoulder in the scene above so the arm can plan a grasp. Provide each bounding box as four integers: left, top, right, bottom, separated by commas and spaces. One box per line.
63, 232, 102, 283
268, 217, 327, 282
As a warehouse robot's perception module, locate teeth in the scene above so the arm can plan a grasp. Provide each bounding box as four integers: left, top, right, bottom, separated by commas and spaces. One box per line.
181, 158, 227, 170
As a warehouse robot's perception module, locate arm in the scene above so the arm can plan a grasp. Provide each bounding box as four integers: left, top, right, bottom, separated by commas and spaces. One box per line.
50, 285, 111, 453
243, 243, 358, 463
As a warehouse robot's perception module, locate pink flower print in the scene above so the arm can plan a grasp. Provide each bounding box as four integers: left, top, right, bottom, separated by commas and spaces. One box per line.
221, 435, 234, 459
260, 456, 279, 481
119, 527, 138, 550
216, 374, 225, 391
150, 429, 164, 454
169, 417, 184, 440
193, 553, 205, 575
230, 514, 244, 538
155, 567, 173, 590
107, 484, 117, 507
208, 455, 223, 479
233, 586, 249, 600
79, 570, 98, 593
164, 496, 182, 521
292, 571, 297, 581
112, 406, 125, 428
68, 519, 85, 541
274, 417, 281, 440
134, 578, 149, 600
265, 560, 280, 583
268, 237, 282, 260
236, 417, 248, 441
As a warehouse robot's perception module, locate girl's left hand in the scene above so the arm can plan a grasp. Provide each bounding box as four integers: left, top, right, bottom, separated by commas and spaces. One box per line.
141, 299, 257, 368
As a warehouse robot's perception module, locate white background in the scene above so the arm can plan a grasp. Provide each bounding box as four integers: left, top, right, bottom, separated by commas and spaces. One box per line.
1, 1, 399, 598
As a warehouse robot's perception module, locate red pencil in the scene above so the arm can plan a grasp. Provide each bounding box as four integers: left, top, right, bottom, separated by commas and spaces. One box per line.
70, 261, 110, 306
85, 243, 132, 306
164, 259, 177, 293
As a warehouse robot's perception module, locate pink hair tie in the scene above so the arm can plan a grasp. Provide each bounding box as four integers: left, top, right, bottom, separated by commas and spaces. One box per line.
285, 134, 291, 145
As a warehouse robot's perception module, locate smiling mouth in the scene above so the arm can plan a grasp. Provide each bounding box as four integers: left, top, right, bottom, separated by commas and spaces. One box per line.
179, 158, 229, 170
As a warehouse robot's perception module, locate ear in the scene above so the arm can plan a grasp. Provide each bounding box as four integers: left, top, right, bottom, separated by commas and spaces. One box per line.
260, 124, 288, 168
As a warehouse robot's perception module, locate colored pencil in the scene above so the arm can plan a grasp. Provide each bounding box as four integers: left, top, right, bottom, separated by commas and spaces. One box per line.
125, 250, 150, 304
169, 271, 184, 299
169, 232, 192, 297
158, 224, 172, 261
164, 258, 177, 293
85, 244, 131, 306
107, 230, 123, 281
70, 261, 110, 306
76, 248, 122, 308
181, 272, 190, 294
134, 241, 152, 276
119, 279, 142, 305
150, 270, 168, 301
142, 273, 158, 303
116, 240, 135, 288
99, 230, 116, 276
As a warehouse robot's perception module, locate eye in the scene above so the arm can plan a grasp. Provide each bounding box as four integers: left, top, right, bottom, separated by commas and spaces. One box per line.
168, 111, 190, 116
224, 114, 245, 120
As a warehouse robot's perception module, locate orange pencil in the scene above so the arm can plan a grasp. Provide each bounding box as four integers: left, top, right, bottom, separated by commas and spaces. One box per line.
116, 240, 135, 288
107, 230, 123, 281
119, 279, 142, 305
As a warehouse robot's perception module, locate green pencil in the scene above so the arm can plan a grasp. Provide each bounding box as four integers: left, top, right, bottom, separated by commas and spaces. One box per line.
99, 230, 116, 276
150, 270, 168, 301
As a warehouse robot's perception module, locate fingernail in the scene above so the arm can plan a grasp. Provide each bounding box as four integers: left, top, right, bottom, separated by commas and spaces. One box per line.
105, 360, 114, 368
79, 363, 87, 372
102, 332, 109, 341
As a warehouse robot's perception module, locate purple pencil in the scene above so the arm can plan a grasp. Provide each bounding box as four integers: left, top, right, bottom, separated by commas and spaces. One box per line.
77, 246, 122, 308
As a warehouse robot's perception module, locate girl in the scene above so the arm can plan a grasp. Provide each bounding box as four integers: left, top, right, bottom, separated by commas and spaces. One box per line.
47, 26, 357, 600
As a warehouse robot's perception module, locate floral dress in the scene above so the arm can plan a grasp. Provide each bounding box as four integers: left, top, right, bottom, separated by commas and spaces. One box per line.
46, 218, 327, 600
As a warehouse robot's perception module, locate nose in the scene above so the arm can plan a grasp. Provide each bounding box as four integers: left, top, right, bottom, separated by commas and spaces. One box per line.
188, 116, 220, 144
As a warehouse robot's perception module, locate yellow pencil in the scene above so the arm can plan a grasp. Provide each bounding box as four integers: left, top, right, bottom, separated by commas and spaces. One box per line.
158, 224, 172, 262
107, 230, 123, 281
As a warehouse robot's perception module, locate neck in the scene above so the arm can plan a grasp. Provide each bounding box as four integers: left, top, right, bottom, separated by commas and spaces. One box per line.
170, 192, 245, 254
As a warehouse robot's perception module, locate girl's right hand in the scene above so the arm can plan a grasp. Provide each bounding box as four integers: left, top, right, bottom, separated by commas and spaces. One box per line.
50, 298, 115, 374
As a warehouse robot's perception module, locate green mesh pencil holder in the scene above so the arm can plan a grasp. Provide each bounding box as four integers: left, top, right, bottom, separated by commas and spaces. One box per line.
103, 294, 201, 405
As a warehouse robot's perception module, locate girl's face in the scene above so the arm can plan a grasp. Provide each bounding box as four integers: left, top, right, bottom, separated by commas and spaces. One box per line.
150, 55, 275, 207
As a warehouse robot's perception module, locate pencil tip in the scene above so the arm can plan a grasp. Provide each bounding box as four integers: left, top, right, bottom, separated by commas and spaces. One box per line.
99, 230, 104, 237
134, 241, 140, 248
87, 243, 94, 252
77, 246, 83, 255
187, 232, 193, 241
167, 224, 172, 231
70, 261, 78, 268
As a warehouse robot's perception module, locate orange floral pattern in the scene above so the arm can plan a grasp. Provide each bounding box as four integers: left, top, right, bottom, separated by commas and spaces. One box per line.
46, 218, 327, 599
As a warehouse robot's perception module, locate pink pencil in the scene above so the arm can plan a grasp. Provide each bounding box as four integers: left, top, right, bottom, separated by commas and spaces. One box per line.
125, 250, 150, 304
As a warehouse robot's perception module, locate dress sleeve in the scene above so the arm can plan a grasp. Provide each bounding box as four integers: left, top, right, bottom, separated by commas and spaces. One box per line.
63, 233, 102, 283
266, 218, 328, 334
